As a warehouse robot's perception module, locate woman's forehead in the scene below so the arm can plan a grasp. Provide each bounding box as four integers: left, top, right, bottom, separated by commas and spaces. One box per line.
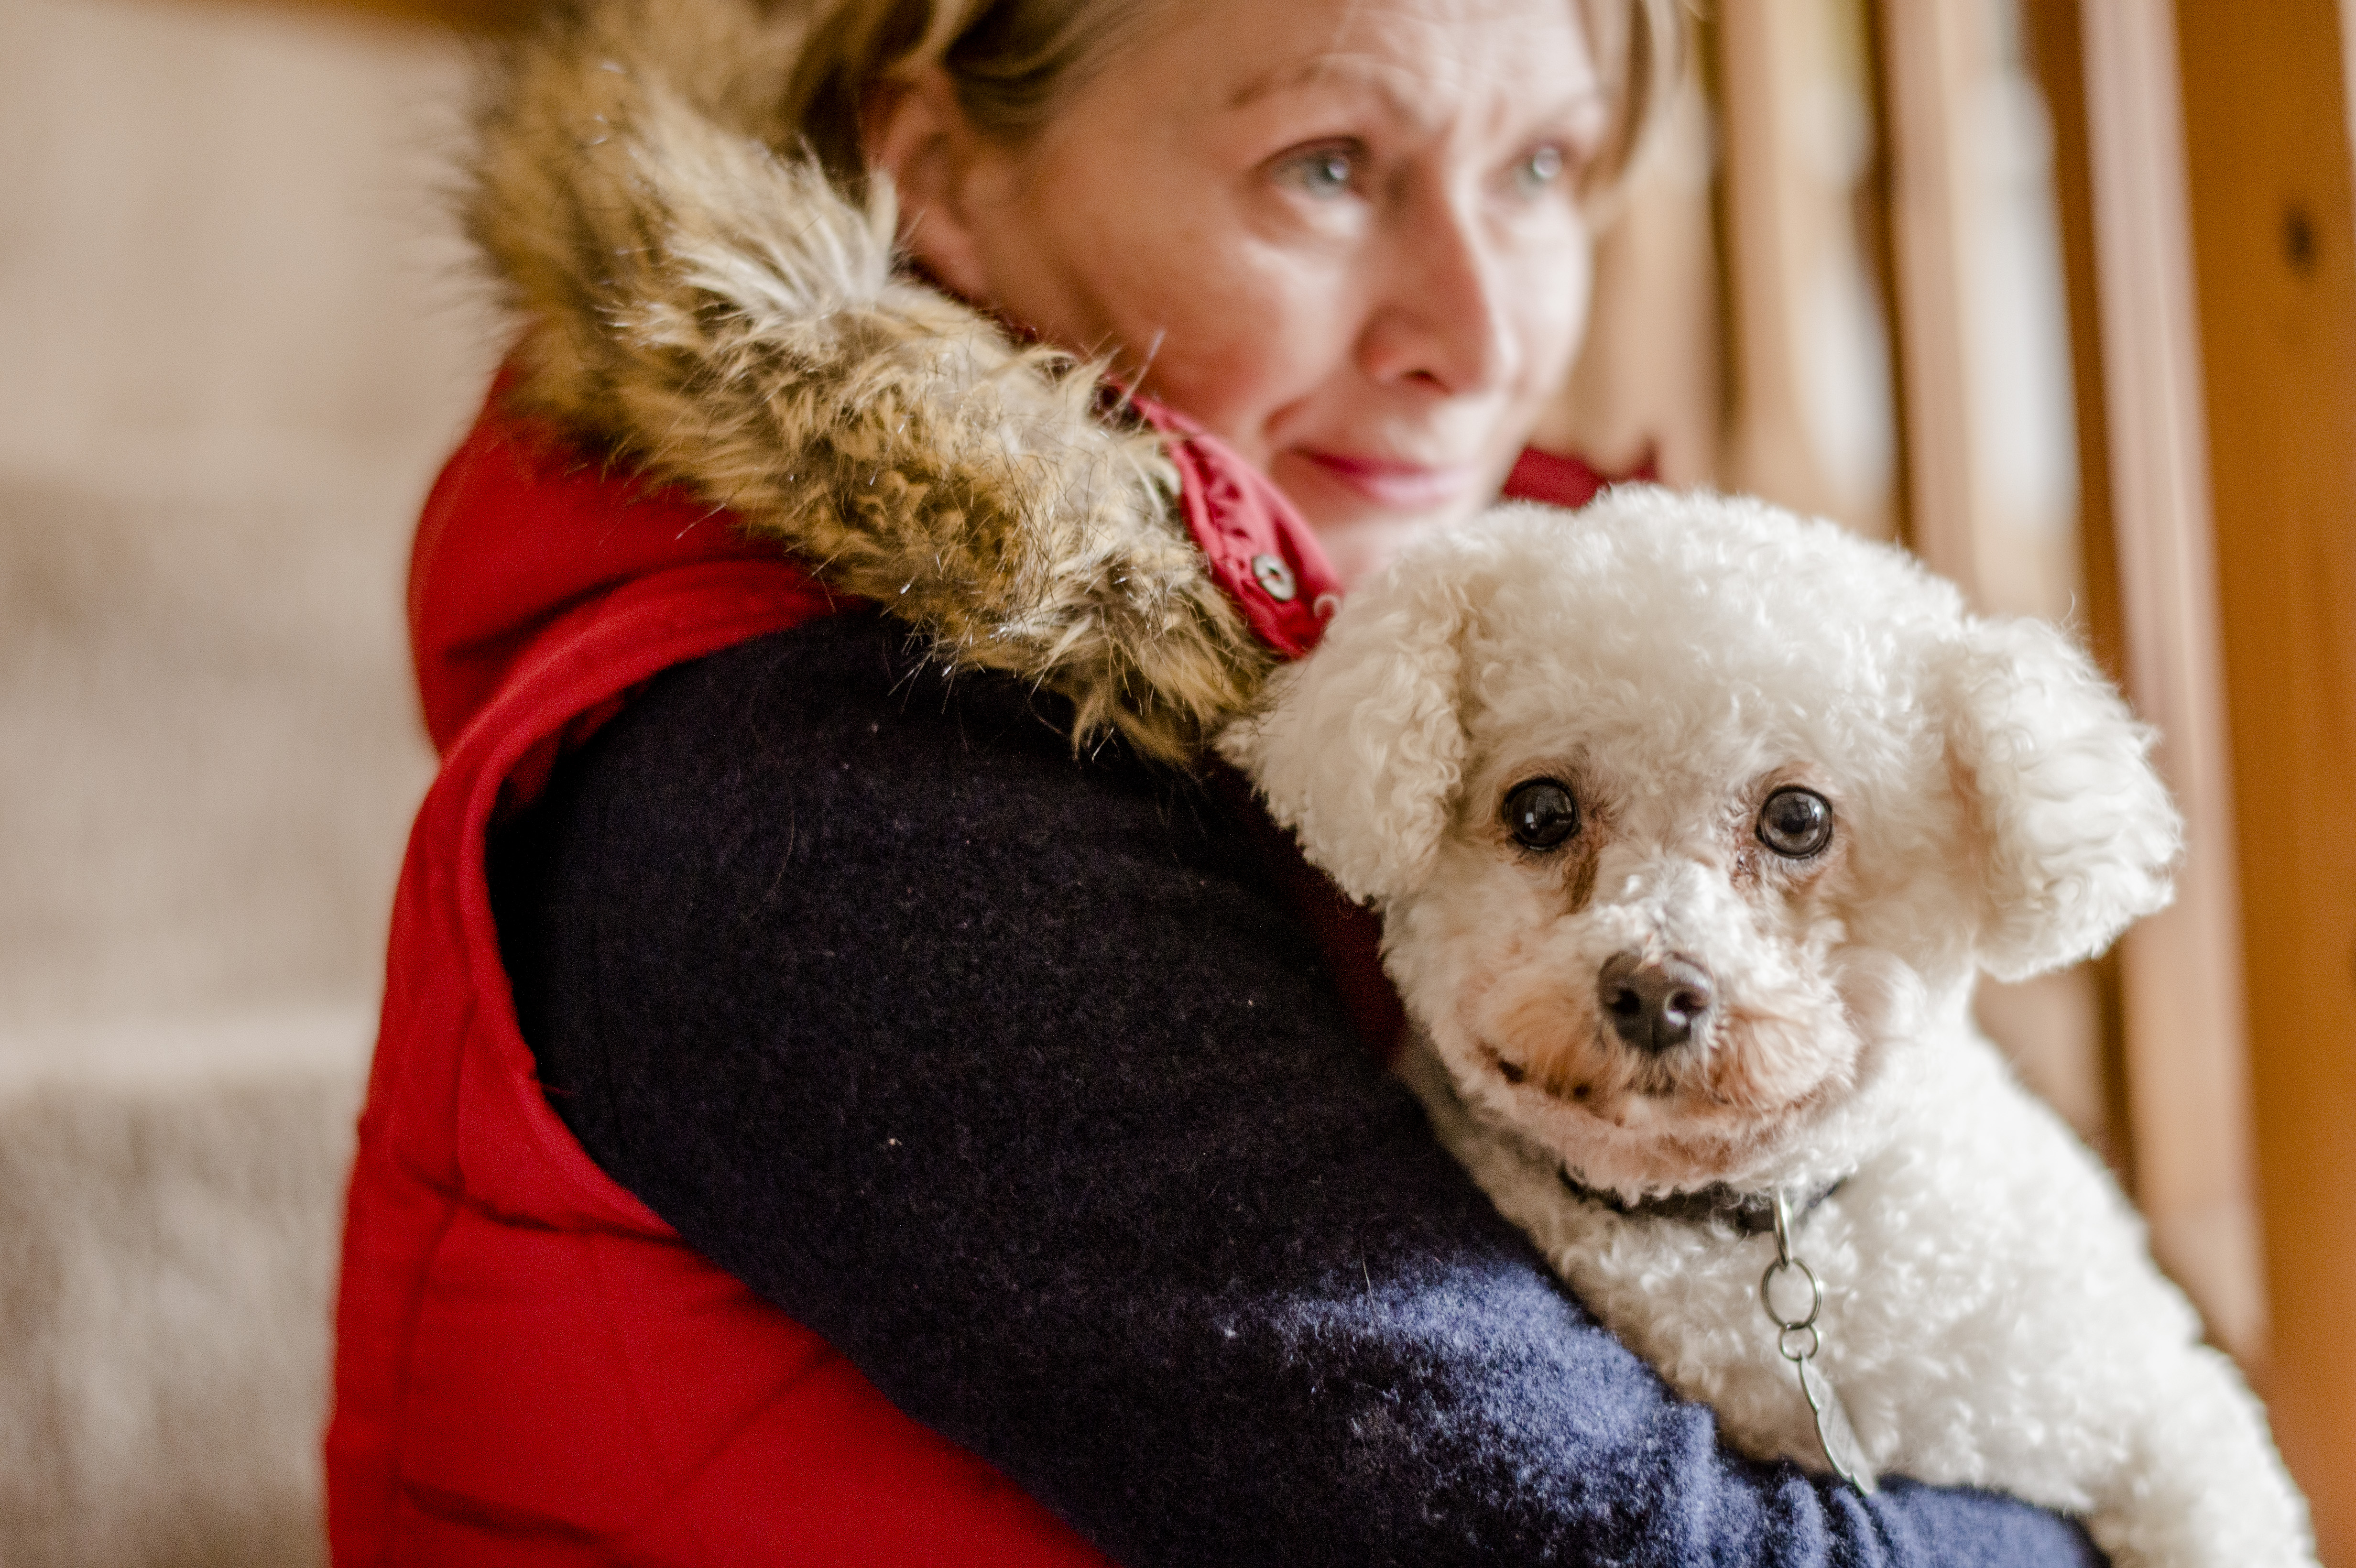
1155, 0, 1604, 128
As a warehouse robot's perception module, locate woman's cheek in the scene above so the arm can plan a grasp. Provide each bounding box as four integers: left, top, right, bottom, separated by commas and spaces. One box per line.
1120, 240, 1357, 468
1501, 224, 1594, 408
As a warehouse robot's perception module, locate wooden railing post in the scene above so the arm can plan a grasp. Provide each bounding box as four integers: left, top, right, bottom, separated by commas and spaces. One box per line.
2022, 0, 2271, 1372
2175, 0, 2356, 1554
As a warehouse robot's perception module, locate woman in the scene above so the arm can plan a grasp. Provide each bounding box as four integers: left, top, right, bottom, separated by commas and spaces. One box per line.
328, 0, 2107, 1562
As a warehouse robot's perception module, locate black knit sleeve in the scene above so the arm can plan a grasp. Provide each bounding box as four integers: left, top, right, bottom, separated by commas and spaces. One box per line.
492, 610, 2105, 1568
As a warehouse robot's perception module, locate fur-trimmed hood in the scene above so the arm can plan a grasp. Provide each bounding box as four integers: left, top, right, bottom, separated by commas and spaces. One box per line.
462, 0, 1274, 762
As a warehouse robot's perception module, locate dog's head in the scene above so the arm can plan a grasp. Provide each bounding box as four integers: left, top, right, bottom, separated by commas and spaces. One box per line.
1222, 490, 2179, 1193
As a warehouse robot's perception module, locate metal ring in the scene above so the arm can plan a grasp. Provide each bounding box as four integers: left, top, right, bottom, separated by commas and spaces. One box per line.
1759, 1256, 1823, 1331
1778, 1322, 1823, 1363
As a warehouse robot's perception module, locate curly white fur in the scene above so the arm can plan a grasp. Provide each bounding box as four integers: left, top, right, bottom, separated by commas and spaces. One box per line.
1224, 489, 2313, 1567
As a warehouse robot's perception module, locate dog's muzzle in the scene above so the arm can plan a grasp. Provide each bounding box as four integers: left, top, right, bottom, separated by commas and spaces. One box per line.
1598, 952, 1714, 1053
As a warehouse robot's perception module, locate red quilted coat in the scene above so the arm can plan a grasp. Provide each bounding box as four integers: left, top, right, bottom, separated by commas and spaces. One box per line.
325, 369, 1614, 1564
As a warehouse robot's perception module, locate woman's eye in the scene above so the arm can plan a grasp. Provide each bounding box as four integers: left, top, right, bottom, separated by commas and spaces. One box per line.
1504, 778, 1581, 850
1277, 146, 1359, 199
1512, 143, 1566, 196
1756, 787, 1834, 859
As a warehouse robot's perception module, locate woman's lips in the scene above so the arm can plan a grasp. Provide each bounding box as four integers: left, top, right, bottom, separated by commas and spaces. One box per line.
1292, 450, 1483, 510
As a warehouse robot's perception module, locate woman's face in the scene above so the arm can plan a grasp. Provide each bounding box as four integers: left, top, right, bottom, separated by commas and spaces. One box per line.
873, 0, 1606, 585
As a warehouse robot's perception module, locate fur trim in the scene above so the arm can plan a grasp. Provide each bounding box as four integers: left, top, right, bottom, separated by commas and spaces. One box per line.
464, 0, 1272, 763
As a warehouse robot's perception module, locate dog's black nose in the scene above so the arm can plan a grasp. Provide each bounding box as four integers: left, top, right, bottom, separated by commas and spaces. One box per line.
1597, 952, 1714, 1052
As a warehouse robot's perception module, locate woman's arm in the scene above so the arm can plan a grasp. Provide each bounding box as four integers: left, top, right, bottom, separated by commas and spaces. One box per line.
495, 610, 2102, 1568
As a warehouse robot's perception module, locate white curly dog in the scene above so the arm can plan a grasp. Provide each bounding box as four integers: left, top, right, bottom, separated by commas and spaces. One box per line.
1223, 490, 2313, 1568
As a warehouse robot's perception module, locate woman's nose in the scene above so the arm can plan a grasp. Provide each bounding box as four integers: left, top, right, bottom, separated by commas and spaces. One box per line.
1358, 195, 1518, 397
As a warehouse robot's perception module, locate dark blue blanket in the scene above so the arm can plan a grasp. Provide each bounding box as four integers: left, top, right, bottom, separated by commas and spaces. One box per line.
491, 610, 2104, 1568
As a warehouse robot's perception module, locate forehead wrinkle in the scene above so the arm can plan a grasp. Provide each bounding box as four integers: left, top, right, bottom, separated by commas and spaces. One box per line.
1222, 10, 1602, 132
1227, 52, 1414, 116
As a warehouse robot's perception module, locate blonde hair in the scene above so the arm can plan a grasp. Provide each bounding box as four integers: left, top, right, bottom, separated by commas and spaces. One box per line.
784, 0, 1687, 195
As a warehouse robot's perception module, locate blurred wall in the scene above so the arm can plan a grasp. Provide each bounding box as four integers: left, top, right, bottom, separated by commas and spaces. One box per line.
0, 0, 491, 1558
0, 0, 488, 1046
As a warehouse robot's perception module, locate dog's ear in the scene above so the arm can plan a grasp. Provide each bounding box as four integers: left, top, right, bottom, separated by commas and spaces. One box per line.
1219, 558, 1483, 906
1943, 615, 2181, 979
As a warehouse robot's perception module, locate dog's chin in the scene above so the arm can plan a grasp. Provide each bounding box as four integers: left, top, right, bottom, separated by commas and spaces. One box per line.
1439, 981, 1863, 1196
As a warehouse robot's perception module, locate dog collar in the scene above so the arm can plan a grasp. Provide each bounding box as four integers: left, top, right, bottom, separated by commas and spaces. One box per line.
1555, 1170, 1846, 1236
1555, 1169, 1876, 1491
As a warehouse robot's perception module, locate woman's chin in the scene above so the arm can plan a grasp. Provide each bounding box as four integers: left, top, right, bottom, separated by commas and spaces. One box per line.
1271, 454, 1493, 586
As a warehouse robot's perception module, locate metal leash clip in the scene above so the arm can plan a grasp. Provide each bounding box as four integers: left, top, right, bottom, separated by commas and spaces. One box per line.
1760, 1187, 1877, 1494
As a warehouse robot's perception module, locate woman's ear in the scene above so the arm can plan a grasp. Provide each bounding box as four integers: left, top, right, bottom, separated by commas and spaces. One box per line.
1220, 561, 1483, 907
1944, 615, 2182, 980
861, 67, 993, 300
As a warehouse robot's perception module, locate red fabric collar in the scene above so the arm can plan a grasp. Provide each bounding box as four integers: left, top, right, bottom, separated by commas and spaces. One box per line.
1119, 392, 1344, 659
1118, 397, 1647, 661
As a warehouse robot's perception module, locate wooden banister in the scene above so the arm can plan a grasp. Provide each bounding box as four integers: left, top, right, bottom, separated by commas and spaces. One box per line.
2175, 0, 2356, 1555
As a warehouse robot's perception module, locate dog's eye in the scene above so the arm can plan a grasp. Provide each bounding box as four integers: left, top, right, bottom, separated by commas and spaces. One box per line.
1757, 787, 1833, 858
1504, 778, 1581, 850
